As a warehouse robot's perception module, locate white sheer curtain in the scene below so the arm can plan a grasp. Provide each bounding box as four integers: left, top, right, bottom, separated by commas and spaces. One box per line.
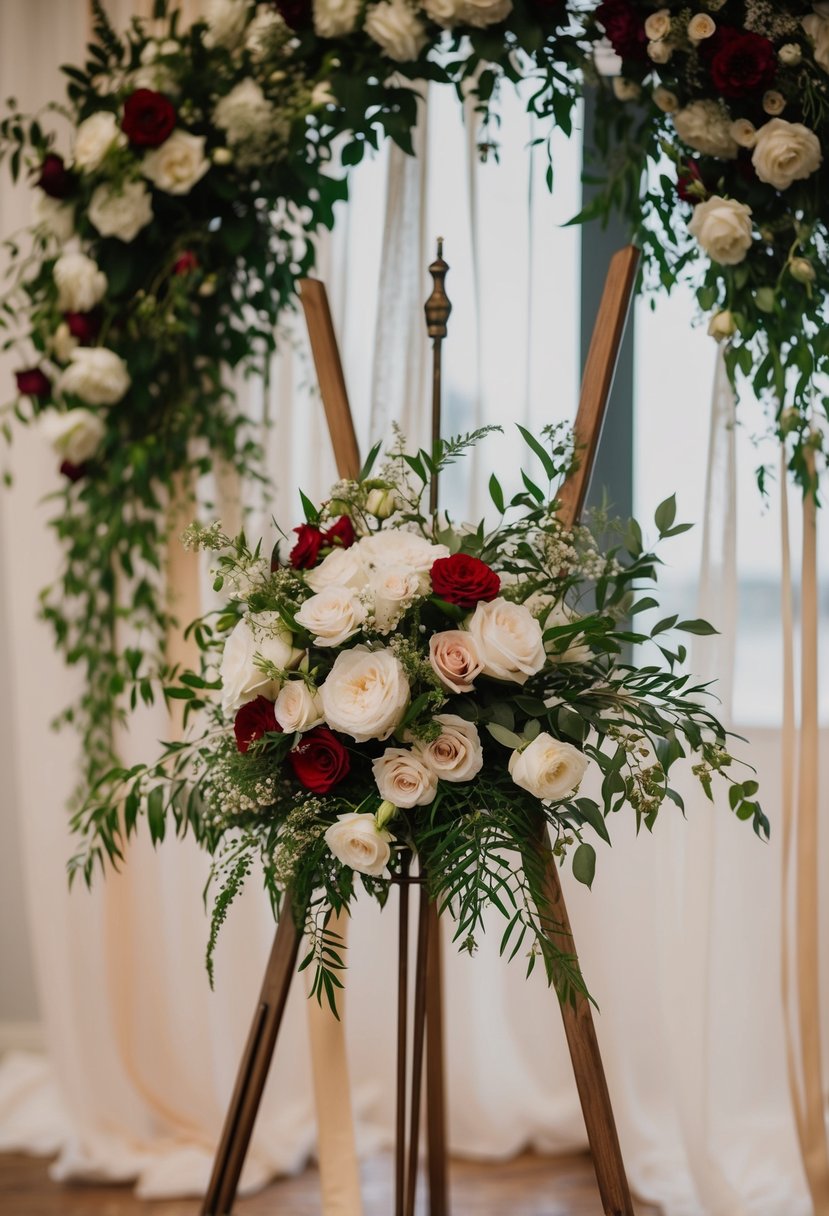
0, 4, 823, 1213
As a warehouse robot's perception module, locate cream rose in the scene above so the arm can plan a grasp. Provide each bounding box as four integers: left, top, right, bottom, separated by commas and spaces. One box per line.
53, 253, 107, 313
142, 130, 210, 195
325, 812, 393, 876
305, 547, 369, 592
459, 0, 512, 27
365, 485, 398, 518
648, 40, 674, 64
762, 91, 786, 117
612, 78, 642, 102
364, 0, 427, 63
508, 733, 589, 802
369, 566, 422, 634
526, 594, 590, 664
751, 118, 822, 190
88, 181, 153, 243
42, 408, 106, 465
73, 111, 126, 172
203, 0, 249, 48
653, 87, 679, 114
313, 0, 361, 37
295, 586, 366, 647
467, 598, 545, 685
220, 612, 302, 715
57, 348, 131, 407
428, 630, 483, 693
422, 0, 462, 24
320, 646, 409, 742
356, 531, 449, 582
644, 8, 671, 40
274, 681, 324, 733
779, 43, 803, 68
673, 100, 738, 160
687, 195, 753, 266
33, 193, 74, 243
687, 13, 715, 41
415, 715, 483, 783
214, 79, 276, 147
804, 10, 829, 73
730, 118, 757, 149
372, 748, 438, 808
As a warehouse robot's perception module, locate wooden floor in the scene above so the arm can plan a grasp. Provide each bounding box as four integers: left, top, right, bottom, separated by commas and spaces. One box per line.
1, 1151, 660, 1215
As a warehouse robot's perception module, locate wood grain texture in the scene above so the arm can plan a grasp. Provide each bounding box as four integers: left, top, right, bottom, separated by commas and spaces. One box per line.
298, 279, 361, 481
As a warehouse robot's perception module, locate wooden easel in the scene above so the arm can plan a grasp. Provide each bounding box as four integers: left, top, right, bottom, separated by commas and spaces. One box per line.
201, 244, 640, 1216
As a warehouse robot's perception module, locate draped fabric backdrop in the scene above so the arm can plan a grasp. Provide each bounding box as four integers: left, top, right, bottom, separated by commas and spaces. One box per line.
0, 4, 826, 1214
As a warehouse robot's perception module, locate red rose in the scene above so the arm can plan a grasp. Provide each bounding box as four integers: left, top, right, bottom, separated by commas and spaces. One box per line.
595, 0, 647, 62
173, 251, 199, 275
706, 28, 777, 100
430, 553, 500, 609
60, 459, 88, 483
324, 516, 355, 549
37, 154, 73, 199
290, 523, 324, 568
289, 727, 351, 794
65, 311, 101, 345
234, 695, 280, 754
15, 368, 51, 399
677, 160, 704, 205
121, 89, 177, 147
270, 0, 312, 29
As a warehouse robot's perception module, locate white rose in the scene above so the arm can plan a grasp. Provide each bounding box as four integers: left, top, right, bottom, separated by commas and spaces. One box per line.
57, 347, 131, 406
142, 130, 210, 195
220, 612, 302, 715
364, 0, 427, 62
356, 531, 449, 583
274, 681, 324, 733
325, 812, 393, 877
73, 112, 126, 172
644, 9, 671, 40
295, 585, 367, 647
687, 13, 715, 41
88, 181, 153, 243
203, 0, 249, 47
414, 714, 483, 783
372, 748, 438, 808
612, 78, 642, 102
526, 594, 590, 664
33, 193, 74, 243
708, 309, 737, 341
779, 43, 802, 68
730, 118, 757, 149
369, 566, 422, 634
673, 100, 738, 160
320, 646, 409, 742
804, 11, 829, 73
305, 546, 369, 592
42, 408, 106, 465
458, 0, 512, 27
751, 118, 822, 190
467, 597, 545, 685
687, 195, 753, 266
508, 733, 590, 802
214, 79, 276, 147
313, 0, 361, 37
653, 86, 679, 114
428, 629, 483, 693
53, 252, 108, 313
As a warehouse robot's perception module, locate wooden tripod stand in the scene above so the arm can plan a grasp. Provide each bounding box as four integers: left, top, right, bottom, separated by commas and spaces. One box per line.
201, 244, 640, 1216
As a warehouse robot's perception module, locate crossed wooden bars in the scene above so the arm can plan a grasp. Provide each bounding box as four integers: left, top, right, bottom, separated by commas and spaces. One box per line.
201, 243, 640, 1216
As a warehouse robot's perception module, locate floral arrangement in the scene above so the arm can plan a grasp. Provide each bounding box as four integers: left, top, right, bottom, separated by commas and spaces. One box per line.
70, 427, 767, 1006
581, 1, 829, 494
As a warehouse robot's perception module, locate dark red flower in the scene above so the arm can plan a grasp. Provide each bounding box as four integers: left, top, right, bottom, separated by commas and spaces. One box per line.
121, 89, 177, 147
234, 695, 280, 754
37, 154, 73, 199
65, 311, 101, 345
595, 0, 647, 62
324, 516, 355, 549
269, 0, 312, 30
430, 553, 500, 609
15, 368, 51, 399
290, 523, 324, 568
173, 251, 199, 275
677, 160, 704, 205
706, 28, 777, 100
60, 459, 88, 483
289, 727, 351, 794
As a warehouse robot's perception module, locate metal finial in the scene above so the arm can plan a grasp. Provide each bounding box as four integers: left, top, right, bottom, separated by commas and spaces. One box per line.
425, 238, 451, 341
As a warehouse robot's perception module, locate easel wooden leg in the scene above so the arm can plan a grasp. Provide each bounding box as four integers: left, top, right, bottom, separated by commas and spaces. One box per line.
201, 906, 302, 1216
425, 902, 449, 1216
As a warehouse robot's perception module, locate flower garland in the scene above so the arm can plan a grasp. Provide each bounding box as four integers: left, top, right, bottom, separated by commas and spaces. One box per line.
70, 427, 767, 1004
581, 0, 829, 495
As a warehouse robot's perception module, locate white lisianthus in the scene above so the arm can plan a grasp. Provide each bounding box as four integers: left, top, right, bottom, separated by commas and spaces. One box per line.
305, 547, 369, 592
42, 408, 106, 465
673, 100, 738, 159
428, 630, 483, 693
458, 0, 512, 27
325, 812, 393, 876
687, 13, 715, 41
730, 118, 757, 149
220, 612, 303, 716
142, 130, 210, 195
803, 10, 829, 73
687, 195, 753, 266
320, 646, 409, 742
508, 733, 590, 802
708, 309, 737, 341
369, 565, 422, 634
88, 181, 153, 242
372, 748, 438, 808
526, 594, 590, 664
356, 531, 449, 585
203, 0, 249, 47
612, 78, 642, 102
364, 0, 427, 63
644, 8, 671, 40
214, 79, 276, 147
53, 252, 108, 313
32, 193, 74, 243
467, 597, 545, 685
295, 586, 367, 647
414, 715, 483, 783
73, 111, 126, 172
751, 118, 822, 190
274, 681, 325, 733
313, 0, 361, 37
57, 348, 131, 407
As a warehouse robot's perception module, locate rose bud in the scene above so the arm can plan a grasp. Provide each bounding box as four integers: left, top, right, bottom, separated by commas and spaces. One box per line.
789, 257, 816, 284
59, 459, 89, 483
37, 153, 73, 199
64, 310, 101, 345
121, 89, 177, 148
290, 522, 324, 568
15, 368, 52, 399
173, 251, 199, 275
707, 310, 737, 341
270, 540, 281, 572
365, 485, 397, 519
